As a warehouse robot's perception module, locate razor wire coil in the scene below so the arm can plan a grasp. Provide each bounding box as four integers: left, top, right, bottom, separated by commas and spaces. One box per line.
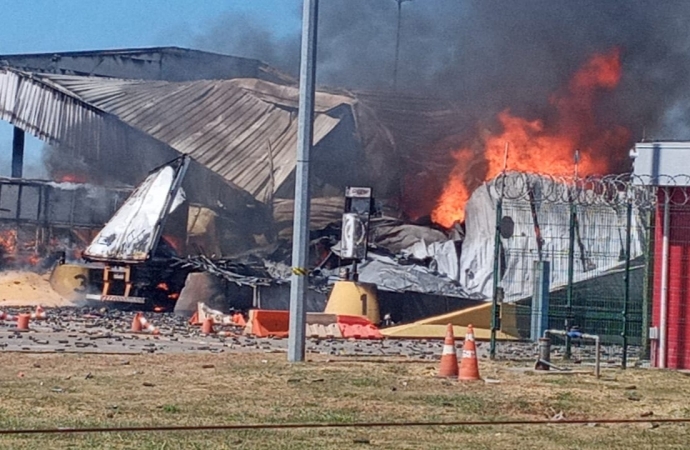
486, 171, 690, 208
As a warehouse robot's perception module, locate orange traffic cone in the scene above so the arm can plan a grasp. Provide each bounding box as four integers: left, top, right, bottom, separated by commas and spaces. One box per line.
437, 324, 459, 378
16, 313, 30, 331
131, 312, 143, 333
139, 314, 160, 335
31, 305, 46, 320
458, 324, 481, 381
201, 317, 215, 335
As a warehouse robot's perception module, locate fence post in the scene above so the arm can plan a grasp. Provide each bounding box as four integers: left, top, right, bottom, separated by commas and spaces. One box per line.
489, 194, 503, 360
621, 193, 633, 369
490, 146, 509, 360
531, 260, 550, 341
641, 207, 655, 360
565, 196, 576, 360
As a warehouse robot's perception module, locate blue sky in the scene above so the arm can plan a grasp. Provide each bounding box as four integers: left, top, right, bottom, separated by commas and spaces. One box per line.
0, 0, 299, 53
0, 0, 301, 177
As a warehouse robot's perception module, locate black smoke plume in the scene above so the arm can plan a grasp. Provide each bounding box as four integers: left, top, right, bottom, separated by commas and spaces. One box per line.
193, 0, 690, 140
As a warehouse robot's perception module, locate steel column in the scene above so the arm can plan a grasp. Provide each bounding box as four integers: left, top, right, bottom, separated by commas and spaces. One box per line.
287, 0, 319, 363
641, 208, 654, 360
11, 127, 25, 178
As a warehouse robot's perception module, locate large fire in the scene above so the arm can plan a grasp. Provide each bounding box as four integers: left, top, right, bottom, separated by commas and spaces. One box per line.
431, 48, 631, 227
0, 228, 86, 269
0, 229, 38, 268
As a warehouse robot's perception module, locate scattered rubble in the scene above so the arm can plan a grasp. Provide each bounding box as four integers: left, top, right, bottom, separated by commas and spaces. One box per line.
0, 306, 639, 364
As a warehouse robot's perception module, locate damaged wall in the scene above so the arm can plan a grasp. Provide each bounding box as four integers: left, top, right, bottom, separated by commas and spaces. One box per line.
0, 178, 131, 267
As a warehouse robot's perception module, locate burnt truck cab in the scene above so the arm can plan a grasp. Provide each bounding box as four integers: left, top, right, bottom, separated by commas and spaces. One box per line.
80, 243, 190, 309
80, 156, 192, 309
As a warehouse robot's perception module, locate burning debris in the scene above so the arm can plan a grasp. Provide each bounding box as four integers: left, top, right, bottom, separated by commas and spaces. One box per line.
0, 176, 131, 273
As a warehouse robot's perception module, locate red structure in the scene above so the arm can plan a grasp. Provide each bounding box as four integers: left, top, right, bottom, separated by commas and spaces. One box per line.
651, 187, 690, 369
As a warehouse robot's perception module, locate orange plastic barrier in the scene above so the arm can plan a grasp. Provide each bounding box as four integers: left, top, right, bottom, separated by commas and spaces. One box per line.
232, 312, 246, 327
249, 310, 290, 338
245, 310, 383, 340
336, 315, 383, 339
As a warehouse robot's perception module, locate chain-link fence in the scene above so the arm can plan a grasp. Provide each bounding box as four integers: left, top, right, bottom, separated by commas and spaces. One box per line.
486, 172, 655, 361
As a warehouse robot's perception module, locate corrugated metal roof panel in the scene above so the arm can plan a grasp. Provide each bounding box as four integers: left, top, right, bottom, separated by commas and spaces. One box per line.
0, 70, 104, 148
37, 74, 344, 201
273, 196, 344, 239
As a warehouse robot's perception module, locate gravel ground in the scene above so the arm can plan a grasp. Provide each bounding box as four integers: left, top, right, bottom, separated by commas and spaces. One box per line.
0, 306, 642, 369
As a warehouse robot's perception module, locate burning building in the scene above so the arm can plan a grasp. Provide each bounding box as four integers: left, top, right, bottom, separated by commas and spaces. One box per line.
0, 47, 469, 313
0, 45, 656, 341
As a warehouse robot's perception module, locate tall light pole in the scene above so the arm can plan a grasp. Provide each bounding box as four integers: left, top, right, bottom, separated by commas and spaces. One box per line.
287, 0, 319, 363
393, 0, 412, 90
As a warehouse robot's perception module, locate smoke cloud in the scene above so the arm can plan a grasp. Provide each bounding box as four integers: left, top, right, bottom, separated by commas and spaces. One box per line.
193, 0, 690, 141
189, 0, 690, 223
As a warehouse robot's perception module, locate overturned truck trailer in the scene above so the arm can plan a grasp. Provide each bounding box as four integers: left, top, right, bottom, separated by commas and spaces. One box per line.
73, 156, 193, 308
51, 155, 272, 310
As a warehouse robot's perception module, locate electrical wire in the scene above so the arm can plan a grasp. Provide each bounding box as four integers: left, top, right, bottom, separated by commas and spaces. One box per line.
0, 417, 687, 435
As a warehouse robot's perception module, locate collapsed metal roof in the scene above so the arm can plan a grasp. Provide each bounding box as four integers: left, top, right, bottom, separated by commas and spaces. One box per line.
47, 74, 347, 201
0, 67, 349, 202
0, 47, 467, 209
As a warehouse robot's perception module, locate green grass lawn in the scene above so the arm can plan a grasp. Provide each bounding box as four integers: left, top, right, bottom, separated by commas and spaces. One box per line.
0, 352, 688, 449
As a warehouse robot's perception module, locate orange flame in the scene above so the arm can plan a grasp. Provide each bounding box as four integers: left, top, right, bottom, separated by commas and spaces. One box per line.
431, 48, 631, 227
27, 254, 41, 266
59, 174, 87, 183
0, 230, 18, 256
